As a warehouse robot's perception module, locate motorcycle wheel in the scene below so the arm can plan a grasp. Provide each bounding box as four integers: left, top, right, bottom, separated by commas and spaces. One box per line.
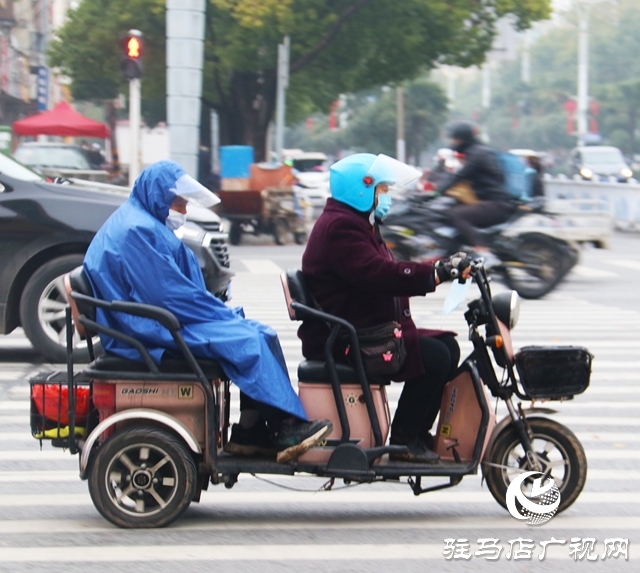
501, 233, 566, 299
88, 427, 197, 528
482, 417, 587, 515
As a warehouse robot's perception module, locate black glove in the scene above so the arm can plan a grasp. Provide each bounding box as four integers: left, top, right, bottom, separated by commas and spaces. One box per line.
435, 252, 471, 282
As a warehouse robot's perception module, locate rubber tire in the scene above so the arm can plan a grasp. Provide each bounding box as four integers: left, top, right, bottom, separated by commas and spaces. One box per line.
19, 254, 101, 363
273, 218, 289, 246
482, 417, 587, 515
502, 234, 565, 299
88, 427, 197, 529
294, 231, 307, 245
229, 222, 242, 246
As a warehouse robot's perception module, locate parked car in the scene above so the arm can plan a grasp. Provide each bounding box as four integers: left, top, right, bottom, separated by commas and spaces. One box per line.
13, 142, 110, 183
0, 152, 232, 363
569, 145, 633, 182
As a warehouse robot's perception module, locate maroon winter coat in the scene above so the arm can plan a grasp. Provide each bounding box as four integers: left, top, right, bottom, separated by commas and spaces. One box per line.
299, 198, 451, 382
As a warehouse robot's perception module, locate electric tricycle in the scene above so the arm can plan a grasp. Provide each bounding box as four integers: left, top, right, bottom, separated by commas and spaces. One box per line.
30, 262, 590, 528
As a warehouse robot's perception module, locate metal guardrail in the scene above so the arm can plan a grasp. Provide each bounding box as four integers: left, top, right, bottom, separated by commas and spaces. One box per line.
544, 177, 640, 232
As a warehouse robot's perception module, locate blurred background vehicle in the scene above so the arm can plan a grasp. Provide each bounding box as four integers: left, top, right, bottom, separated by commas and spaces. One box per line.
569, 145, 633, 182
13, 142, 110, 183
0, 152, 231, 363
282, 149, 330, 217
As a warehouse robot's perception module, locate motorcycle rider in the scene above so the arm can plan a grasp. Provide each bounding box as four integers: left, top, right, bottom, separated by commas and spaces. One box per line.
83, 161, 332, 463
300, 153, 471, 463
437, 121, 518, 263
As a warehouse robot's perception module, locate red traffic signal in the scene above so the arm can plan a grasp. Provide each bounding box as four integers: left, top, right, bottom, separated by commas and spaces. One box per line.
121, 30, 143, 80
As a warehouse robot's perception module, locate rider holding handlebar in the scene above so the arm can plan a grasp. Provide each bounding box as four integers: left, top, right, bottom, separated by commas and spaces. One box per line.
300, 154, 470, 464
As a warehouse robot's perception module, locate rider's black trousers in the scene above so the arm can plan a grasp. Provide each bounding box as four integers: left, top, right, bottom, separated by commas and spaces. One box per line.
390, 334, 460, 446
448, 200, 517, 247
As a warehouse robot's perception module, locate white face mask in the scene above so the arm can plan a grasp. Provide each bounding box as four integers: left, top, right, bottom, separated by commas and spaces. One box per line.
166, 210, 187, 231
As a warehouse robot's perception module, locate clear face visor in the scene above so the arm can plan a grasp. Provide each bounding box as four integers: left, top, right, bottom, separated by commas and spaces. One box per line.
170, 174, 220, 207
365, 154, 422, 192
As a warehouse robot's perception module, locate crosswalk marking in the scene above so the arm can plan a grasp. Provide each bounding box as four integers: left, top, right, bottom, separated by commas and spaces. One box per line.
0, 255, 638, 568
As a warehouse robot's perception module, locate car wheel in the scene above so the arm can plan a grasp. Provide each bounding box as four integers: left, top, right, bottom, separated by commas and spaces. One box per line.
19, 254, 101, 363
229, 222, 242, 246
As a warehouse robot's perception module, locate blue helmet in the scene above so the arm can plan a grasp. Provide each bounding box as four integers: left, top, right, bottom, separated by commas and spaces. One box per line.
329, 153, 377, 212
330, 153, 422, 212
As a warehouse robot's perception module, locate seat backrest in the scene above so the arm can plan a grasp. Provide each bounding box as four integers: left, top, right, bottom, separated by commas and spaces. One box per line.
64, 266, 95, 337
280, 268, 313, 321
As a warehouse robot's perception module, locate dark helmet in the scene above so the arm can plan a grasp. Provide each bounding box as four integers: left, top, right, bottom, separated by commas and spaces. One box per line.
447, 121, 477, 148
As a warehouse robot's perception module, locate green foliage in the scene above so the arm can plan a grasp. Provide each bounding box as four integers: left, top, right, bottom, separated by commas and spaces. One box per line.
50, 0, 551, 152
49, 0, 167, 125
286, 77, 448, 162
453, 0, 640, 156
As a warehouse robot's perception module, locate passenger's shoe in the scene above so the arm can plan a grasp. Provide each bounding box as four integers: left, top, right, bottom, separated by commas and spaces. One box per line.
275, 419, 333, 464
225, 423, 278, 457
389, 438, 440, 464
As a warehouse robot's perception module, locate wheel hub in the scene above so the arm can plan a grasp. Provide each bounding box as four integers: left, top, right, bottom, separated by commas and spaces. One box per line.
132, 469, 153, 489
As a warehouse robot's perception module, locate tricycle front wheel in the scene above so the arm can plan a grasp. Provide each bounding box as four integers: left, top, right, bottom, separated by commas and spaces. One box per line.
88, 427, 197, 528
482, 417, 587, 515
273, 218, 289, 245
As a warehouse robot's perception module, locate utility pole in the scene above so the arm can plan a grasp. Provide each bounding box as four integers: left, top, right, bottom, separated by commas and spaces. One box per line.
120, 30, 144, 187
575, 0, 610, 140
396, 86, 405, 163
275, 36, 290, 163
166, 0, 206, 178
482, 64, 491, 109
521, 31, 531, 84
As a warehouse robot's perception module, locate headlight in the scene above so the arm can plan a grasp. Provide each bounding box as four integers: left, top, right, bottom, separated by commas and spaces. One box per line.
174, 221, 206, 244
492, 290, 520, 330
580, 167, 593, 179
621, 168, 633, 179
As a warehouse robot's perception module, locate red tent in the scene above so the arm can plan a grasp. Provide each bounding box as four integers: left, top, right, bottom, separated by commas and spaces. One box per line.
12, 101, 110, 138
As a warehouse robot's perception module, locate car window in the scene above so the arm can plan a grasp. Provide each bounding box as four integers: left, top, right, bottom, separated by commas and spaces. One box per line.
293, 159, 326, 172
0, 152, 43, 182
581, 148, 625, 165
14, 146, 91, 170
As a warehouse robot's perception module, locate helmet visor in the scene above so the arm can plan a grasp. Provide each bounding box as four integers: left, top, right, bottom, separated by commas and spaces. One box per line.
365, 154, 421, 192
170, 174, 220, 207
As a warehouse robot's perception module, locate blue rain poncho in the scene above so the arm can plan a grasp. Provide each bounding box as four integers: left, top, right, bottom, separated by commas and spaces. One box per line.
83, 161, 306, 419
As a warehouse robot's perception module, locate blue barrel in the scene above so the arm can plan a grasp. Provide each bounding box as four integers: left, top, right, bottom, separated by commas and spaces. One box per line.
220, 145, 254, 178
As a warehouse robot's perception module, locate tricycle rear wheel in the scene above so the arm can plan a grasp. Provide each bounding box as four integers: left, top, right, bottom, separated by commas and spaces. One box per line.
88, 427, 197, 528
482, 417, 587, 515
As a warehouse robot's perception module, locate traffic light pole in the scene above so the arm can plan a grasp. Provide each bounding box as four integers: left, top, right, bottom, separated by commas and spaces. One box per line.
129, 77, 141, 187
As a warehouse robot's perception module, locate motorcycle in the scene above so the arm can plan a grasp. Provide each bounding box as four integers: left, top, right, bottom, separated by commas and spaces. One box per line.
382, 194, 579, 299
29, 261, 590, 528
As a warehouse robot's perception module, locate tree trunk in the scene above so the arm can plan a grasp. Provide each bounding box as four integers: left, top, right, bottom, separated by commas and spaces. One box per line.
214, 70, 277, 162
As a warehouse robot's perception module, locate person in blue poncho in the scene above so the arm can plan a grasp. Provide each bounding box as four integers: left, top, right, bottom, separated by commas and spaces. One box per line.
83, 160, 331, 463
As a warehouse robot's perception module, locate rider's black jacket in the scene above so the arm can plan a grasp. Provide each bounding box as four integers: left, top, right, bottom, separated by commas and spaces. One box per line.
438, 142, 513, 203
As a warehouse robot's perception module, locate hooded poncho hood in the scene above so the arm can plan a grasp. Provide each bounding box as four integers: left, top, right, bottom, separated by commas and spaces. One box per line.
83, 161, 306, 419
131, 160, 184, 223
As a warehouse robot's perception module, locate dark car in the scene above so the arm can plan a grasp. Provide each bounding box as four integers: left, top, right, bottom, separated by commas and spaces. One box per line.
0, 152, 232, 362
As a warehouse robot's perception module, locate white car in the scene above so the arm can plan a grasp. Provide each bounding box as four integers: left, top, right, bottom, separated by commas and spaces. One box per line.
284, 151, 330, 217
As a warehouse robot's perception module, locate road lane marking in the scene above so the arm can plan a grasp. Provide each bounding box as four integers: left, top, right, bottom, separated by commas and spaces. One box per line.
0, 515, 637, 535
239, 259, 283, 274
571, 265, 619, 278
1, 491, 639, 507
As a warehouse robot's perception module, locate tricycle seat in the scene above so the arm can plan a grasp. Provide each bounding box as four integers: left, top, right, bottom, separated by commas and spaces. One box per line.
298, 360, 389, 386
90, 353, 226, 380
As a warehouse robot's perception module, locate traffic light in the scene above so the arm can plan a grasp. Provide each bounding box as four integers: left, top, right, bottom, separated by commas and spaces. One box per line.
121, 30, 143, 80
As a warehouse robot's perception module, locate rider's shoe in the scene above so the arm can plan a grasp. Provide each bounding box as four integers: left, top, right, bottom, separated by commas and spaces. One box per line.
225, 423, 278, 457
390, 438, 440, 464
275, 419, 333, 463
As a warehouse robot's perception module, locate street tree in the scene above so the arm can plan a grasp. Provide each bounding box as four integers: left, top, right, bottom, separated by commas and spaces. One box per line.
50, 0, 551, 160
